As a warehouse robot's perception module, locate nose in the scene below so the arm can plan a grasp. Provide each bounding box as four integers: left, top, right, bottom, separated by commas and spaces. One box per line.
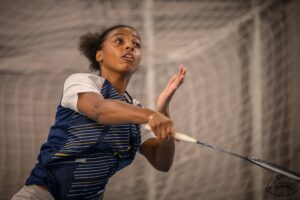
125, 42, 134, 51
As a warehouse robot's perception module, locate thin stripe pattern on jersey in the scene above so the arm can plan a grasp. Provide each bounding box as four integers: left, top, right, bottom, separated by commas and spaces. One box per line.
26, 79, 141, 200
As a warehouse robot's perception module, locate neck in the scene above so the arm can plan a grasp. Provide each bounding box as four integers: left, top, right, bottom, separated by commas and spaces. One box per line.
99, 70, 132, 95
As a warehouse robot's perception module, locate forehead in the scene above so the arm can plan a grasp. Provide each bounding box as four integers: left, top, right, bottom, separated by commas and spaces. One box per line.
106, 27, 140, 40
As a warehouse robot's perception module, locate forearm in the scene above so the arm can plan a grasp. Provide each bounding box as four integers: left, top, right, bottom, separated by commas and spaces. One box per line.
140, 138, 175, 172
157, 89, 175, 118
154, 139, 175, 171
159, 106, 170, 118
95, 99, 155, 124
157, 98, 171, 118
79, 96, 154, 125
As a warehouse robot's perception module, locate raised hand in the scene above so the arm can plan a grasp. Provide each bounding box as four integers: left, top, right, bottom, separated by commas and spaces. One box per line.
157, 65, 187, 116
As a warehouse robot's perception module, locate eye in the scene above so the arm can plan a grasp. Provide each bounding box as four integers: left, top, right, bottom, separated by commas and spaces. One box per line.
133, 41, 141, 49
114, 38, 123, 44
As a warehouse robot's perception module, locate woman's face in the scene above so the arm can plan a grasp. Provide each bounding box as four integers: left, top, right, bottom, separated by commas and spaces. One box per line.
97, 27, 142, 76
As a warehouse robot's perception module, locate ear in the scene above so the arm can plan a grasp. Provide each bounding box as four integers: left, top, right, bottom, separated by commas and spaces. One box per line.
96, 50, 103, 62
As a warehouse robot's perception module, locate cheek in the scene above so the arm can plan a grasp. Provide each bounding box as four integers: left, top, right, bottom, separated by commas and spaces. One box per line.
102, 46, 119, 62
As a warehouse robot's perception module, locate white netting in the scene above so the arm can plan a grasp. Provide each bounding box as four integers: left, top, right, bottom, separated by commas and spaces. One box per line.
0, 0, 299, 200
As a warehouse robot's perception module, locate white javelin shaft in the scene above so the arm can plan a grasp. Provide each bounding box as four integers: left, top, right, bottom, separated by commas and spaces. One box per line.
144, 124, 197, 143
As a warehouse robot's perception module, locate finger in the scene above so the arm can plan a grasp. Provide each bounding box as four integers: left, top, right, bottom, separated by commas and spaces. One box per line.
183, 66, 187, 73
165, 119, 173, 139
176, 75, 185, 86
149, 114, 160, 137
178, 68, 187, 83
172, 66, 186, 86
179, 74, 185, 82
163, 122, 169, 139
170, 122, 175, 140
168, 75, 177, 85
162, 119, 171, 139
179, 64, 187, 74
156, 118, 165, 139
180, 67, 187, 77
180, 66, 187, 76
182, 68, 187, 76
179, 64, 185, 72
178, 67, 186, 79
175, 71, 183, 83
167, 124, 173, 140
165, 123, 171, 140
154, 125, 162, 138
179, 74, 185, 83
178, 66, 183, 77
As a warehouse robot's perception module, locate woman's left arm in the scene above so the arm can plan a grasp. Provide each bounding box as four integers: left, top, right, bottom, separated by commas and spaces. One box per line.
140, 65, 187, 171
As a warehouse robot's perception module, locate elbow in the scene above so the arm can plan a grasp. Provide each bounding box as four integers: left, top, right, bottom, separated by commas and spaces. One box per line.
154, 161, 173, 172
157, 166, 171, 172
153, 145, 175, 172
142, 138, 175, 173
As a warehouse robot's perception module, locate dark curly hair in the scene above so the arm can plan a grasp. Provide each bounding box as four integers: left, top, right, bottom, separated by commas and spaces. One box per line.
79, 25, 137, 71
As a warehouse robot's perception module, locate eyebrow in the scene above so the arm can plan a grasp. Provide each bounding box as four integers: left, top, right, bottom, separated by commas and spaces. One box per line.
111, 33, 141, 41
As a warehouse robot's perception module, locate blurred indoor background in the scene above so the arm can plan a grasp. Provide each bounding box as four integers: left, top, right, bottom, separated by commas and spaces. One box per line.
0, 0, 299, 199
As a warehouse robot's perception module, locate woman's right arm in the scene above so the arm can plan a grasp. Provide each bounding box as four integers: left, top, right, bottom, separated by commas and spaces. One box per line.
77, 92, 174, 139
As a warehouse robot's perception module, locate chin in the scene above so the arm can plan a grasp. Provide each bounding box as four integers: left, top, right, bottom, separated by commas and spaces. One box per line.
120, 64, 138, 74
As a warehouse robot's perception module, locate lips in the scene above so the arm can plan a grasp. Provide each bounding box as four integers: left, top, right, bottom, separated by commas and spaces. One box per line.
121, 52, 135, 61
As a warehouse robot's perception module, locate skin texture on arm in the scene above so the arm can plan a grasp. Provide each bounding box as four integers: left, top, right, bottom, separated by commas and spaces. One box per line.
77, 92, 174, 139
140, 66, 187, 172
139, 138, 175, 172
78, 92, 153, 124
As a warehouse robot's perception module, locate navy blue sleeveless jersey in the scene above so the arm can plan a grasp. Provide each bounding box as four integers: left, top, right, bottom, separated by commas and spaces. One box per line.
25, 78, 142, 200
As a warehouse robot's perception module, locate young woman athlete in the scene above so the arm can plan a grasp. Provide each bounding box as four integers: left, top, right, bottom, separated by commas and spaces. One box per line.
12, 24, 187, 200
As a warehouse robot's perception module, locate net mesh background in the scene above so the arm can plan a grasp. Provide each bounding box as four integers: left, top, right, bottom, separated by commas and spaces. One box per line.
0, 0, 299, 200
